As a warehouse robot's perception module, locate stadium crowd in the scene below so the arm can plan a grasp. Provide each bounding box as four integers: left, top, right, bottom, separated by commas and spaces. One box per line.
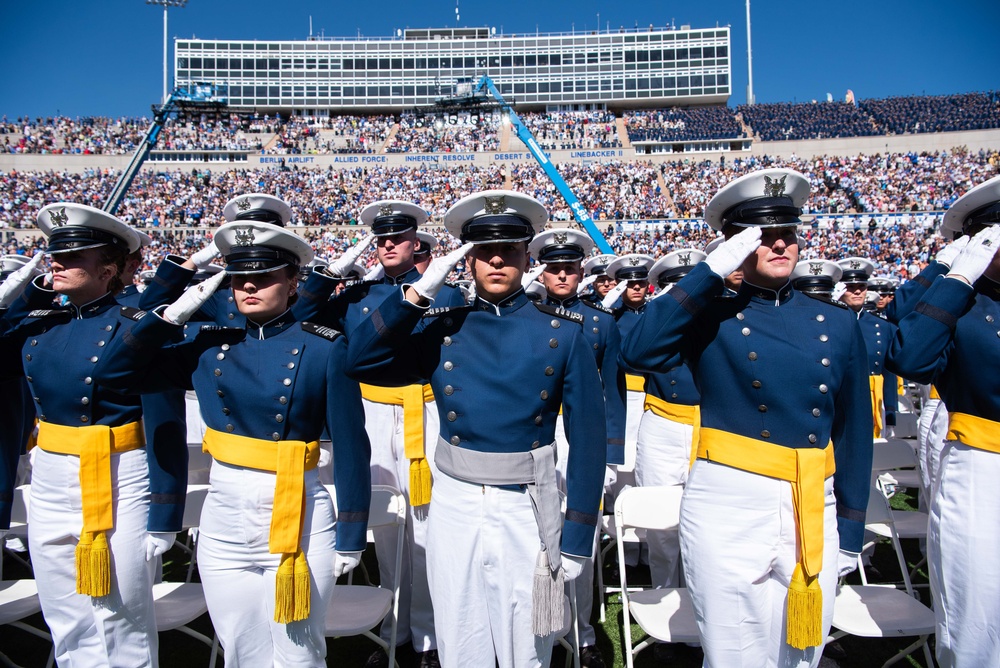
624, 106, 743, 142
387, 113, 501, 153
518, 110, 622, 150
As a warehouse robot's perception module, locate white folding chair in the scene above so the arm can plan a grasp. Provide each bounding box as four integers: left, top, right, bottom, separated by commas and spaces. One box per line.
324, 484, 405, 668
153, 581, 220, 667
872, 438, 922, 491
171, 484, 211, 583
615, 485, 699, 668
595, 499, 647, 623
1, 485, 31, 579
829, 486, 935, 668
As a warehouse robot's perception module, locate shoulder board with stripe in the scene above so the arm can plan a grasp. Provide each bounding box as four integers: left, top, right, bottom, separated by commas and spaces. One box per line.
580, 300, 613, 315
27, 309, 70, 318
198, 325, 244, 333
301, 321, 343, 341
422, 304, 473, 318
118, 306, 147, 322
533, 302, 584, 324
802, 292, 851, 309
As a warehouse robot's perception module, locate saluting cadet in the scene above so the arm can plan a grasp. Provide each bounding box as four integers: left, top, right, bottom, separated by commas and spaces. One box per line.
580, 253, 617, 304
838, 258, 900, 439
346, 190, 607, 668
634, 250, 706, 621
96, 220, 372, 667
790, 259, 843, 300
293, 201, 465, 668
886, 175, 1000, 668
621, 169, 872, 668
528, 228, 626, 668
0, 204, 186, 667
0, 254, 44, 545
414, 230, 439, 274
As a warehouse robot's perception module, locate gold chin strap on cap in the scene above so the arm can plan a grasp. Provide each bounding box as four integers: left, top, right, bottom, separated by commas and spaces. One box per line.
36, 421, 145, 598
697, 428, 835, 650
202, 428, 319, 623
360, 383, 436, 506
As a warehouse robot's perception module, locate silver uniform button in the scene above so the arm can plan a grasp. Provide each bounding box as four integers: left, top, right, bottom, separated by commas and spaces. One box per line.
362, 307, 370, 314
30, 340, 37, 346
545, 366, 554, 376
443, 336, 452, 346
551, 319, 560, 329
226, 424, 234, 432
752, 380, 761, 388
671, 393, 678, 399
275, 415, 284, 423
592, 327, 599, 334
450, 435, 461, 446
97, 341, 105, 347
90, 356, 98, 363
444, 385, 454, 396
283, 378, 292, 386
819, 384, 829, 393
549, 338, 558, 348
737, 312, 745, 320
535, 416, 542, 425
447, 411, 457, 422
748, 352, 758, 361
291, 348, 299, 355
279, 396, 287, 404
816, 315, 825, 322
531, 441, 540, 449
223, 408, 230, 415
80, 416, 89, 423
808, 434, 818, 444
821, 358, 830, 366
593, 316, 599, 322
217, 390, 224, 397
217, 353, 225, 360
742, 328, 750, 336
105, 325, 113, 331
761, 430, 770, 438
24, 354, 32, 361
758, 405, 767, 412
593, 343, 599, 350
443, 361, 454, 371
221, 344, 230, 351
81, 397, 89, 405
287, 362, 295, 369
273, 433, 281, 441
812, 408, 821, 417
214, 369, 222, 376
540, 390, 549, 400
84, 377, 92, 385
228, 313, 235, 320
819, 334, 829, 342
988, 315, 995, 323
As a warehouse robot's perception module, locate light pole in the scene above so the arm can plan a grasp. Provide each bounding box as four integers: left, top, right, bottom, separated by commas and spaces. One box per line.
147, 0, 188, 104
745, 0, 754, 106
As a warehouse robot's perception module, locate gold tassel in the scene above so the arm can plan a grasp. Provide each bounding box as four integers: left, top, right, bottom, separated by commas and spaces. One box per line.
274, 551, 311, 624
75, 531, 93, 595
786, 563, 823, 649
409, 458, 433, 507
89, 531, 111, 598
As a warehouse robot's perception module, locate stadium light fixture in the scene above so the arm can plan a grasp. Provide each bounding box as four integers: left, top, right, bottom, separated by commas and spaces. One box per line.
147, 0, 188, 105
745, 0, 755, 105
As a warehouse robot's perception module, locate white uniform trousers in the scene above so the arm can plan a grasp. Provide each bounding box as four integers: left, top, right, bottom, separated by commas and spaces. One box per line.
427, 470, 554, 668
29, 446, 158, 668
196, 461, 336, 668
362, 398, 438, 651
635, 410, 692, 589
680, 460, 839, 668
928, 441, 1000, 668
554, 416, 598, 648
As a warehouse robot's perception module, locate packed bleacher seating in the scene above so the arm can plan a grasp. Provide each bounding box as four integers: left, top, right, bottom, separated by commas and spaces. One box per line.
736, 101, 879, 141
624, 107, 743, 142
386, 112, 500, 153
518, 111, 621, 150
859, 91, 1000, 135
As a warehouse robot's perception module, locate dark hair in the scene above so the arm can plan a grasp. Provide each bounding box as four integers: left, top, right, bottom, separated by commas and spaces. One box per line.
97, 244, 129, 295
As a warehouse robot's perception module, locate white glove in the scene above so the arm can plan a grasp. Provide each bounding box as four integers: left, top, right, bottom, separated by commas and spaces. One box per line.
162, 270, 227, 325
145, 532, 176, 561
947, 225, 1000, 285
520, 263, 547, 288
363, 263, 384, 281
0, 252, 45, 308
327, 234, 375, 277
935, 236, 970, 268
577, 274, 598, 293
410, 243, 474, 302
704, 227, 762, 278
189, 240, 221, 271
561, 553, 588, 581
333, 551, 363, 578
837, 549, 860, 578
601, 280, 628, 309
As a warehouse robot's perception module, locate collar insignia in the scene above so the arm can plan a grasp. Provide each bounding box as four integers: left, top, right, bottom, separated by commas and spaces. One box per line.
234, 227, 255, 247
236, 197, 251, 212
49, 207, 68, 227
763, 174, 787, 197
484, 195, 506, 215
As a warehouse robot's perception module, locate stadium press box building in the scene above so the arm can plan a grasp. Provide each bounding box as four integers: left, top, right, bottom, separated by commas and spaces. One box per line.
174, 25, 731, 115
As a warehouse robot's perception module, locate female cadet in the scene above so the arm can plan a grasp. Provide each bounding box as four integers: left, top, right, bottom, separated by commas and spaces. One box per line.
0, 203, 184, 666
96, 220, 371, 667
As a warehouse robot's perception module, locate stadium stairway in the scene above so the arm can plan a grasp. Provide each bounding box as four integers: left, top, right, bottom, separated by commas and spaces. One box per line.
615, 117, 632, 149
735, 112, 756, 141
499, 119, 511, 152
379, 123, 400, 152
656, 168, 675, 212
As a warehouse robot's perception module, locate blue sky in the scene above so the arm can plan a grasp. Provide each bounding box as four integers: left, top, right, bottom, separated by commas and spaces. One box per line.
1, 0, 996, 119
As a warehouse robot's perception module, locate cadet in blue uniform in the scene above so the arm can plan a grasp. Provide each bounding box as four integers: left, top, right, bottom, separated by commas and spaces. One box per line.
528, 228, 625, 668
886, 175, 1000, 668
621, 169, 872, 668
0, 203, 185, 667
580, 254, 617, 305
635, 250, 706, 608
790, 259, 842, 300
96, 220, 372, 667
838, 258, 900, 439
346, 190, 607, 668
295, 201, 465, 668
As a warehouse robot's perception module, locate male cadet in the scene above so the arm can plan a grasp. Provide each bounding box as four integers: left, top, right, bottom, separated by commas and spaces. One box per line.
580, 253, 617, 304
414, 230, 439, 274
528, 228, 625, 668
869, 276, 896, 315
346, 190, 607, 668
630, 249, 708, 662
886, 175, 1000, 668
296, 201, 464, 668
621, 169, 872, 668
838, 258, 899, 439
790, 259, 843, 299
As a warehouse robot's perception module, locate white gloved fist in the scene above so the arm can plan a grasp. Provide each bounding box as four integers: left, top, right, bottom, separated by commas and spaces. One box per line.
333, 551, 363, 578
162, 270, 227, 325
520, 263, 547, 288
837, 549, 860, 578
935, 236, 970, 268
704, 227, 762, 278
600, 280, 629, 309
363, 263, 385, 282
0, 252, 46, 308
410, 243, 473, 302
947, 225, 1000, 285
145, 532, 176, 561
189, 240, 221, 271
561, 553, 588, 581
327, 234, 375, 277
